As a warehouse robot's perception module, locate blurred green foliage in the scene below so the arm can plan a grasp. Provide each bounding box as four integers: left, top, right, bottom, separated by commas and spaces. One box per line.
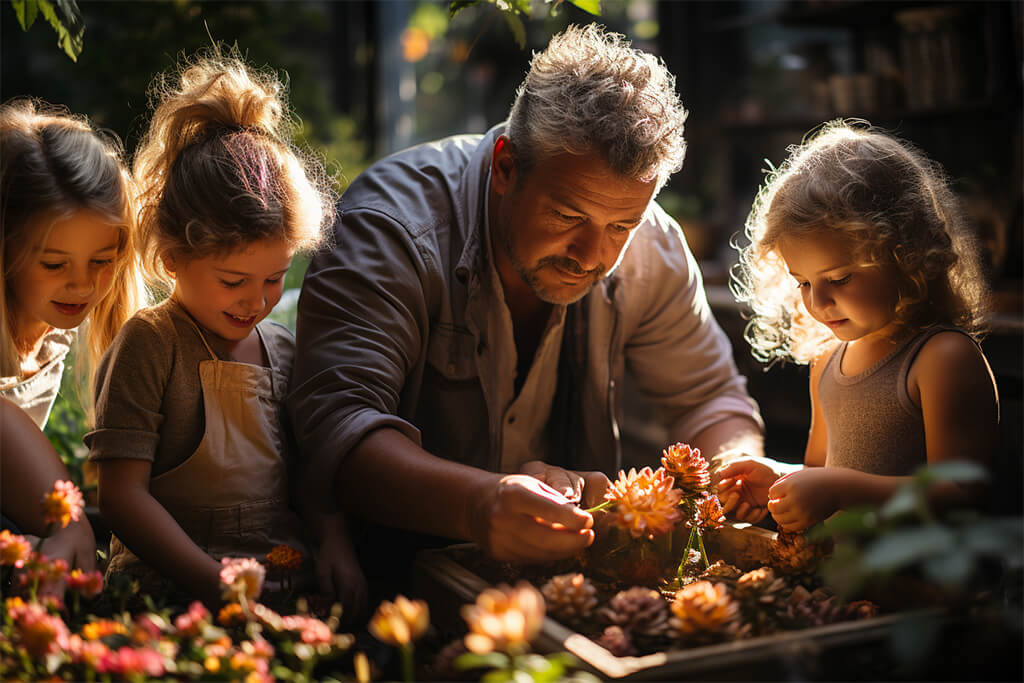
449, 0, 601, 48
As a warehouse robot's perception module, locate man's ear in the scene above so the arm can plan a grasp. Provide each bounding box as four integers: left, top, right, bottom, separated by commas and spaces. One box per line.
490, 135, 516, 196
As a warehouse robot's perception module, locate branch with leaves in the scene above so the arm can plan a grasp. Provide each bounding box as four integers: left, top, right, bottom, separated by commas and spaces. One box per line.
449, 0, 601, 48
11, 0, 84, 62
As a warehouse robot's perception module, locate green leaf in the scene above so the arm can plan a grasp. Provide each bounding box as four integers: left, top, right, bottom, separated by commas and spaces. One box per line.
501, 9, 527, 49
922, 548, 974, 585
922, 460, 989, 484
878, 483, 919, 520
449, 0, 481, 19
861, 525, 956, 571
13, 0, 39, 30
818, 507, 880, 537
455, 652, 511, 671
567, 0, 601, 15
36, 0, 84, 62
962, 519, 1024, 558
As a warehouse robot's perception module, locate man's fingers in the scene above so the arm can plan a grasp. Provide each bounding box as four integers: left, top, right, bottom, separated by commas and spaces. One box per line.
580, 471, 611, 508
499, 475, 593, 531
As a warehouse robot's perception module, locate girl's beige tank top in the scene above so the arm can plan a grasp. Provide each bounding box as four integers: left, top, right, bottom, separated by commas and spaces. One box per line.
818, 327, 970, 475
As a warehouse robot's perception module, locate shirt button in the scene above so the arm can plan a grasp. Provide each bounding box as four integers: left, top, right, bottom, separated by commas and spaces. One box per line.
447, 363, 456, 374
507, 415, 516, 424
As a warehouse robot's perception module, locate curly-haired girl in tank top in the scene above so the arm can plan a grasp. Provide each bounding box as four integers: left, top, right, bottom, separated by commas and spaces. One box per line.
717, 120, 999, 531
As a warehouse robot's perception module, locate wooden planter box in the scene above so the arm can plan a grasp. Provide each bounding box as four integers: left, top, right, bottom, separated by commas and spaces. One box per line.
413, 524, 934, 681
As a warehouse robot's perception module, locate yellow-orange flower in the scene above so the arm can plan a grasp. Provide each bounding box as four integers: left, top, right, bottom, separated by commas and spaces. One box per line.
0, 529, 32, 567
461, 582, 544, 655
368, 595, 429, 647
265, 545, 303, 571
40, 480, 83, 529
661, 442, 710, 495
604, 467, 684, 539
81, 619, 129, 641
218, 603, 246, 626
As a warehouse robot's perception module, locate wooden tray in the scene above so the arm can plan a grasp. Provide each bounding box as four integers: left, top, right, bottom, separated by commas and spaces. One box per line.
413, 524, 935, 680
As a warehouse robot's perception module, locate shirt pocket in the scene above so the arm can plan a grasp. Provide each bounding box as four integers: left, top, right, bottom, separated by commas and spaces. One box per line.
426, 321, 478, 381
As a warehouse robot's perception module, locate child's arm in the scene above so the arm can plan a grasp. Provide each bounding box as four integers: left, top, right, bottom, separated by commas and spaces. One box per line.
913, 331, 998, 504
97, 459, 224, 606
766, 334, 1000, 530
1, 397, 96, 571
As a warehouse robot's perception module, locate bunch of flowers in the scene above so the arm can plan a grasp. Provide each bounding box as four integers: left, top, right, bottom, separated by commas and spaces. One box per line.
0, 482, 361, 681
586, 443, 730, 581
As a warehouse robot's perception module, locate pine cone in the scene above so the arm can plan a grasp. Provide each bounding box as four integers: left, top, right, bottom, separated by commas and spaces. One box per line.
541, 573, 598, 626
698, 560, 743, 585
597, 626, 637, 657
780, 584, 844, 628
600, 587, 671, 644
669, 581, 746, 644
733, 567, 790, 636
661, 443, 711, 496
769, 531, 832, 575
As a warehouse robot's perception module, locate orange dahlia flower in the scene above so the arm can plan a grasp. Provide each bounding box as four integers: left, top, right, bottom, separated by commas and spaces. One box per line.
604, 467, 684, 540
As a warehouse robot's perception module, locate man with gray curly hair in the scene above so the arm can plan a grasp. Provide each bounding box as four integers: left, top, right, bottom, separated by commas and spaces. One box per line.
290, 25, 763, 585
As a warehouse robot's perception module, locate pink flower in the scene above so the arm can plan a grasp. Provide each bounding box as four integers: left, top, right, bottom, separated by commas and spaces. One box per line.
12, 601, 70, 657
40, 479, 84, 529
219, 557, 266, 602
281, 614, 333, 645
67, 568, 104, 598
0, 529, 31, 568
604, 467, 684, 539
174, 601, 210, 637
101, 646, 164, 678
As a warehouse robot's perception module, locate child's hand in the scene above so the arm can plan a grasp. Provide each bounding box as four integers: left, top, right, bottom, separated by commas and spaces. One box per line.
767, 468, 840, 532
715, 458, 778, 524
35, 518, 97, 573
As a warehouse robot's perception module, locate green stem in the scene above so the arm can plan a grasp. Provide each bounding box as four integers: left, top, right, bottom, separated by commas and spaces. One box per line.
676, 526, 698, 581
697, 528, 710, 570
400, 643, 415, 683
583, 500, 614, 514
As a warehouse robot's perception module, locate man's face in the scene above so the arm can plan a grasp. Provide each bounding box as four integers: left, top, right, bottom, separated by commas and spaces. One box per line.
490, 141, 656, 306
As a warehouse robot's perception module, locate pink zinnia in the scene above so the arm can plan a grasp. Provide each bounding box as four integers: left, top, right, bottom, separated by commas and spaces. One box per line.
174, 601, 210, 637
13, 601, 70, 657
41, 479, 84, 529
0, 529, 31, 568
219, 557, 266, 602
67, 568, 104, 598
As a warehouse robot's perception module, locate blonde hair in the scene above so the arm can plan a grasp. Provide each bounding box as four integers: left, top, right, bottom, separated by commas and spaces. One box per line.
506, 24, 687, 193
733, 120, 988, 364
0, 98, 147, 396
133, 50, 334, 289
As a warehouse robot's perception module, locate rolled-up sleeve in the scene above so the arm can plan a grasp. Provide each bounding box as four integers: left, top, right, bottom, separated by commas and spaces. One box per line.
625, 209, 763, 441
288, 206, 430, 507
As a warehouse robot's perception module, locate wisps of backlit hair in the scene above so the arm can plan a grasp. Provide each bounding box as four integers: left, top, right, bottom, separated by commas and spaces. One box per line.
732, 119, 988, 365
1, 98, 147, 404
506, 23, 687, 192
133, 48, 335, 289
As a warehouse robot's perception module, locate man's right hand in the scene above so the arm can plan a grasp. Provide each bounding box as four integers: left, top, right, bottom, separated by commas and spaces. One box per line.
472, 474, 595, 563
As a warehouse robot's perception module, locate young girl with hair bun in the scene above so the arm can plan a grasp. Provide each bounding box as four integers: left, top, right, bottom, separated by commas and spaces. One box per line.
718, 120, 999, 530
87, 52, 365, 612
1, 98, 147, 573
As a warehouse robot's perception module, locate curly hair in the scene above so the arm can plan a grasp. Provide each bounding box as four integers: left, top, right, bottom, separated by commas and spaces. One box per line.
506, 23, 687, 193
133, 49, 335, 289
1, 98, 147, 393
732, 120, 988, 364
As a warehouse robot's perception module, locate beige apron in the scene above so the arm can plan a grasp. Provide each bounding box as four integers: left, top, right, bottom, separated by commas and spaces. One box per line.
106, 322, 311, 598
